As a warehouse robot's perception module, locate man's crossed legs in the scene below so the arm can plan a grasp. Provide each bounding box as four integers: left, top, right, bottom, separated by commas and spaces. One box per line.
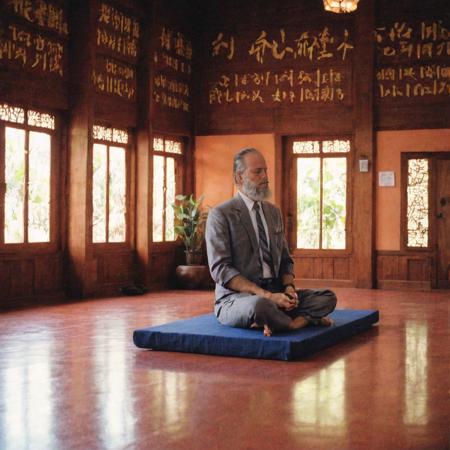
214, 289, 337, 336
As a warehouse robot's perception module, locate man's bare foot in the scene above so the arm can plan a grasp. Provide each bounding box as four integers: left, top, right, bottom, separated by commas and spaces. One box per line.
251, 322, 273, 336
288, 315, 309, 331
319, 316, 334, 326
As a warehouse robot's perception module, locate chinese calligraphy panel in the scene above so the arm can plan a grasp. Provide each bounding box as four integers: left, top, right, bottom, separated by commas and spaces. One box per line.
93, 2, 140, 106
0, 1, 68, 77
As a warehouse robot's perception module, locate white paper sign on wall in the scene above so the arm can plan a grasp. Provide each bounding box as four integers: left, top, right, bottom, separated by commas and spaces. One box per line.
378, 171, 395, 187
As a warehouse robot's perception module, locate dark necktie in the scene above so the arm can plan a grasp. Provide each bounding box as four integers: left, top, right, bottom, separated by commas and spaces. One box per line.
253, 203, 274, 277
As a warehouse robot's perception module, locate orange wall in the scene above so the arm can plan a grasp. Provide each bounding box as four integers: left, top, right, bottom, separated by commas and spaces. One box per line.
195, 134, 276, 209
376, 129, 450, 251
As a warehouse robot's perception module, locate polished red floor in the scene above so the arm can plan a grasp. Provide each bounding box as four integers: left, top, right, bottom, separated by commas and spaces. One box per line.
0, 288, 448, 450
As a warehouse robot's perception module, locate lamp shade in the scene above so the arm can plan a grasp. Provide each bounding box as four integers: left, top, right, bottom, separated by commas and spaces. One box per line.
323, 0, 359, 13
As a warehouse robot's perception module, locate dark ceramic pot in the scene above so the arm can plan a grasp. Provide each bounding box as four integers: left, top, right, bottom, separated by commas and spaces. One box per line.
175, 264, 214, 289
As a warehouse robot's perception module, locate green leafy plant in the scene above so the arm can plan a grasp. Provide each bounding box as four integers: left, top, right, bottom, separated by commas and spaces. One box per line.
172, 194, 208, 264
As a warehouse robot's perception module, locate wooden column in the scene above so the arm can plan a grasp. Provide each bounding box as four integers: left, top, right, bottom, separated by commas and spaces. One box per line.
67, 1, 96, 297
352, 0, 375, 288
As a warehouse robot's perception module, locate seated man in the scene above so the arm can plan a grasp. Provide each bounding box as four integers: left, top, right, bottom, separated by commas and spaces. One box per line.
205, 147, 337, 336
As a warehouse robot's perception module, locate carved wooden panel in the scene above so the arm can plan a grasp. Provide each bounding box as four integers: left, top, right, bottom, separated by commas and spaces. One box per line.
196, 0, 356, 135
150, 0, 194, 135
92, 1, 141, 126
375, 0, 450, 130
0, 0, 69, 109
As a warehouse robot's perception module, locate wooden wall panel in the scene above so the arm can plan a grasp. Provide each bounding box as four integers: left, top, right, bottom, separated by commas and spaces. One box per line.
148, 249, 181, 289
334, 257, 351, 280
94, 96, 138, 129
407, 258, 429, 281
376, 251, 433, 290
0, 0, 69, 110
149, 0, 195, 135
0, 259, 33, 299
97, 252, 134, 284
295, 257, 313, 279
92, 1, 143, 127
378, 255, 399, 280
322, 258, 334, 279
196, 0, 356, 135
34, 254, 64, 294
293, 255, 352, 286
86, 250, 136, 297
0, 254, 65, 305
313, 258, 323, 279
374, 0, 450, 130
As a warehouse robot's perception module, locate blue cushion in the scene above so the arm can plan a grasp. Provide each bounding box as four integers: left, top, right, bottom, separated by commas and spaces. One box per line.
133, 309, 379, 361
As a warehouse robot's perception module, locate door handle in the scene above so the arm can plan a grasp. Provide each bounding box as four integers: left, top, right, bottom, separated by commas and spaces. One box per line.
437, 212, 444, 219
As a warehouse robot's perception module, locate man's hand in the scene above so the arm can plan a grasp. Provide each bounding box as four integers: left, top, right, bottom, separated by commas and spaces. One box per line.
225, 275, 299, 311
284, 284, 298, 301
268, 292, 298, 311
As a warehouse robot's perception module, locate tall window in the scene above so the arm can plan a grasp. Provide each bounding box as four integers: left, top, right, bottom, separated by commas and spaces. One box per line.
404, 157, 430, 248
152, 136, 183, 242
92, 125, 128, 243
0, 103, 55, 245
292, 139, 350, 250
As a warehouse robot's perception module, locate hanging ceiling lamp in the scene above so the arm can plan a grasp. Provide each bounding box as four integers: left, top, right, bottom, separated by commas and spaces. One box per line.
323, 0, 359, 13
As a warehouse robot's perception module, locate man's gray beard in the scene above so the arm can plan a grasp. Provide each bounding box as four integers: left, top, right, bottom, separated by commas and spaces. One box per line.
241, 177, 271, 201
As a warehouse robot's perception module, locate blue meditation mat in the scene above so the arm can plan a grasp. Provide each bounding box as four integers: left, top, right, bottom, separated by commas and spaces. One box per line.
133, 309, 379, 361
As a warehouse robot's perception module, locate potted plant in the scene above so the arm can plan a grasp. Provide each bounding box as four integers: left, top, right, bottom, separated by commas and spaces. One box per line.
173, 194, 208, 265
172, 194, 212, 289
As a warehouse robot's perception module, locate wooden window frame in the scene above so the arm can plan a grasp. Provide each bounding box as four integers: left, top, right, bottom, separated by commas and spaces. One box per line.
91, 124, 132, 250
284, 135, 353, 257
0, 104, 60, 254
150, 134, 186, 248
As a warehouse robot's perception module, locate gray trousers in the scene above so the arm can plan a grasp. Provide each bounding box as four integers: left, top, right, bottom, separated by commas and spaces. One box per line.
214, 289, 337, 332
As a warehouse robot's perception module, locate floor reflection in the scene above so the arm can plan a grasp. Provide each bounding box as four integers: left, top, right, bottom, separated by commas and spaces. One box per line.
1, 338, 54, 450
94, 318, 136, 447
146, 370, 188, 436
403, 320, 428, 425
291, 359, 346, 433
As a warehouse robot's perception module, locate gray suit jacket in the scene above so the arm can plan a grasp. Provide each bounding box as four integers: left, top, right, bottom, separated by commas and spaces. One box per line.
205, 194, 294, 302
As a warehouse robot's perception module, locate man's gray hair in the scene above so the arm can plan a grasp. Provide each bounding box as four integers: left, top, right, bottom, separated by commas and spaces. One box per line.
233, 147, 260, 182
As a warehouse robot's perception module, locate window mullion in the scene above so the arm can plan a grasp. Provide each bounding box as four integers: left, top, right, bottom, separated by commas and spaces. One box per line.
319, 155, 324, 250
0, 124, 5, 245
162, 155, 167, 242
105, 145, 110, 243
24, 129, 30, 243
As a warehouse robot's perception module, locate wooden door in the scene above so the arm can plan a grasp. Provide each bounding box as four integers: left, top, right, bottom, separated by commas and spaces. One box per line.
436, 158, 450, 288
